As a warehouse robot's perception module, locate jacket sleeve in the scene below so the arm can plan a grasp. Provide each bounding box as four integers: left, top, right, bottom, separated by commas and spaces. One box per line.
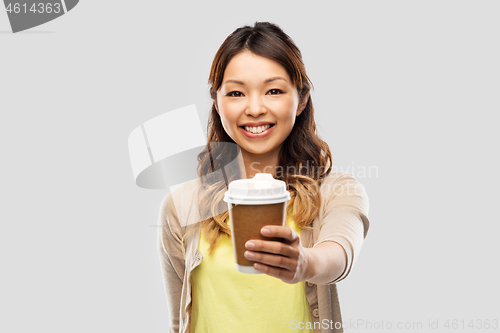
314, 173, 370, 285
157, 192, 185, 333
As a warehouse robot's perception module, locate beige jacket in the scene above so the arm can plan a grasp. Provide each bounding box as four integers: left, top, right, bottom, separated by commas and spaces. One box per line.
157, 172, 370, 333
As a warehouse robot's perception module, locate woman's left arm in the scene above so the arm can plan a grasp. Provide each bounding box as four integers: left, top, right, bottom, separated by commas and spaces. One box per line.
244, 173, 369, 284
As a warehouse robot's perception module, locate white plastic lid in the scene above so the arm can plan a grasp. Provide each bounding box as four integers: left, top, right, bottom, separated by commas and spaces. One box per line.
223, 173, 291, 205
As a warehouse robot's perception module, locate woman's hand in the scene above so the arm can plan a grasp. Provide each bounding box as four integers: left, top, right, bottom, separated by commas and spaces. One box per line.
244, 225, 313, 284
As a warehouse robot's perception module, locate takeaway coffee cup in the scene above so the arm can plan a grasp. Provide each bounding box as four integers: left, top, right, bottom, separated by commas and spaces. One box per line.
223, 173, 291, 274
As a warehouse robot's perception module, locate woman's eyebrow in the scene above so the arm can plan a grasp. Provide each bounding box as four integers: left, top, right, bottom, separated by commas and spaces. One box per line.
223, 76, 287, 85
223, 79, 245, 85
264, 76, 287, 84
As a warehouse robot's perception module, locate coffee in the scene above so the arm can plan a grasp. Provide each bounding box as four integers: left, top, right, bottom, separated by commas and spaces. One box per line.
223, 173, 291, 274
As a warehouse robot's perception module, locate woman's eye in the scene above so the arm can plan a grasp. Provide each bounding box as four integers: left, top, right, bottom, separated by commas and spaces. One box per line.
227, 91, 243, 97
267, 89, 284, 95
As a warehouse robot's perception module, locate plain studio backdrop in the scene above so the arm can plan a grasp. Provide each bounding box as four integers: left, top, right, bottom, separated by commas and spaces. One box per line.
1, 1, 498, 332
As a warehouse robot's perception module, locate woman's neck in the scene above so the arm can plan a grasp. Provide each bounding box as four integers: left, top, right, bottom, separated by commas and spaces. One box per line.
241, 147, 281, 179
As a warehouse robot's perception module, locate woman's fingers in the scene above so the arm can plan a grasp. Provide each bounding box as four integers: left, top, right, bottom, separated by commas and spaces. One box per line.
245, 239, 298, 257
243, 225, 303, 281
242, 225, 312, 284
260, 225, 298, 242
244, 249, 297, 271
252, 262, 295, 283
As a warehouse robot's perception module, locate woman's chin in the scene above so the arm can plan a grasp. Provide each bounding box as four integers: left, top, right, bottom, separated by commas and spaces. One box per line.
240, 145, 276, 156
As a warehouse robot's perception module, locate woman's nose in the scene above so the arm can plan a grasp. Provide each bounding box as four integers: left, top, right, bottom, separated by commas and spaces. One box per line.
245, 95, 267, 117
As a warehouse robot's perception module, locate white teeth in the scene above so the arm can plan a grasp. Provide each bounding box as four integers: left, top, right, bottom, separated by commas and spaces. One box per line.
244, 124, 271, 134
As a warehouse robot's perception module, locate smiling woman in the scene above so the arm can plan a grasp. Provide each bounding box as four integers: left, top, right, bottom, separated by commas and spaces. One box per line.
157, 21, 370, 333
215, 50, 306, 167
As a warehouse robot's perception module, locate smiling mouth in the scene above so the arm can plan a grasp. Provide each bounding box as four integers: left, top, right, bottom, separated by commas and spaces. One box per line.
239, 124, 275, 134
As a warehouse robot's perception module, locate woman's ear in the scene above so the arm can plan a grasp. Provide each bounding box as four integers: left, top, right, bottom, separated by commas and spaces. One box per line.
296, 91, 310, 117
214, 101, 219, 115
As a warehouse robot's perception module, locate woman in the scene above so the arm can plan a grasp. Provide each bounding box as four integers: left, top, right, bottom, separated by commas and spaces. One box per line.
158, 21, 370, 333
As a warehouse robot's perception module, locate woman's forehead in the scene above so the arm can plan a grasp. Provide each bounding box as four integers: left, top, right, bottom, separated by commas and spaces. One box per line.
223, 51, 291, 84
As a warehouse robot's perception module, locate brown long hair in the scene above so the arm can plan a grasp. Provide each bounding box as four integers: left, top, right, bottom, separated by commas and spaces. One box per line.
191, 22, 332, 255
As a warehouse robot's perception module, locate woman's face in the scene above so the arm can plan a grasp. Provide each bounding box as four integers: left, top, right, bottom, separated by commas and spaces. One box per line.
216, 50, 306, 158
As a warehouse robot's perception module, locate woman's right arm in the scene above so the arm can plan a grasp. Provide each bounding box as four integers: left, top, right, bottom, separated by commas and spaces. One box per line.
157, 193, 185, 333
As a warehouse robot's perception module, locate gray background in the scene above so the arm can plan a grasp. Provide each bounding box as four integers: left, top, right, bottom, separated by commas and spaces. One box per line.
1, 1, 498, 332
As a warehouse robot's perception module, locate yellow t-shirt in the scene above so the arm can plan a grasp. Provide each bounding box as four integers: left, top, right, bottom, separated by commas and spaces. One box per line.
191, 206, 313, 333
